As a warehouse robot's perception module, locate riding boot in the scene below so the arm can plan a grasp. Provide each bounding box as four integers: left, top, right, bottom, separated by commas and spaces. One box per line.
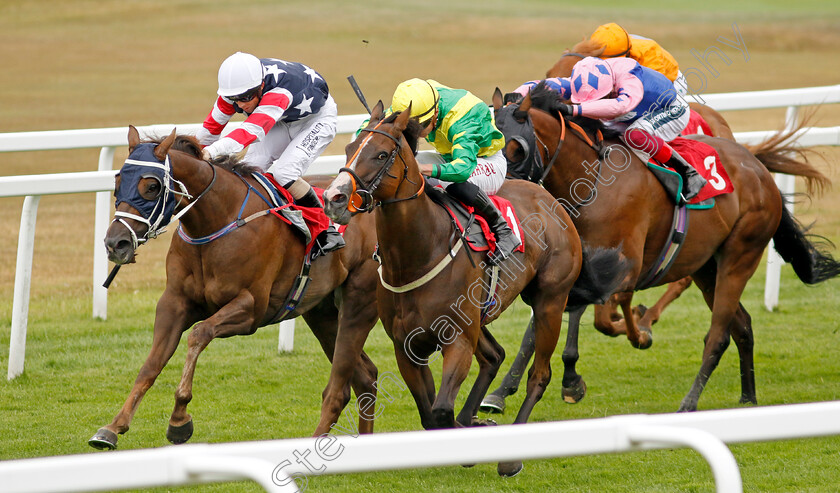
664, 150, 707, 203
295, 187, 346, 257
448, 182, 521, 264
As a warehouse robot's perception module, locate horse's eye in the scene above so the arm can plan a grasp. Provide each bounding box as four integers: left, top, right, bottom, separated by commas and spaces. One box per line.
377, 151, 388, 161
140, 178, 163, 200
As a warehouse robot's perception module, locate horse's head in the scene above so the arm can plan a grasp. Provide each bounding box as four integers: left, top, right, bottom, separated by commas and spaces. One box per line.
324, 101, 423, 224
104, 125, 189, 264
493, 88, 546, 183
545, 38, 605, 78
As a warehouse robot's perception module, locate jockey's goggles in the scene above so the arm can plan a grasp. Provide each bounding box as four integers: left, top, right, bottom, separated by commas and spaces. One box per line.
230, 86, 261, 103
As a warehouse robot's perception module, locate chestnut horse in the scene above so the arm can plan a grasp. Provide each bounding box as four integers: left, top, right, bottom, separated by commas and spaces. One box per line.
323, 103, 619, 476
89, 126, 381, 449
487, 85, 839, 413
545, 37, 737, 337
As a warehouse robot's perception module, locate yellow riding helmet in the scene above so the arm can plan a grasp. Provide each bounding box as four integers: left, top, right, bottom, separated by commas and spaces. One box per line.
390, 78, 440, 124
590, 23, 632, 58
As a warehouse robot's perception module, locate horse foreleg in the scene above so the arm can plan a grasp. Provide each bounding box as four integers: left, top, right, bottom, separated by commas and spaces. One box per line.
311, 292, 380, 436
393, 341, 437, 430
457, 326, 504, 427
561, 306, 587, 403
500, 297, 565, 477
432, 336, 476, 430
617, 291, 652, 349
479, 315, 536, 414
168, 293, 256, 444
89, 293, 195, 450
638, 277, 693, 328
592, 297, 627, 336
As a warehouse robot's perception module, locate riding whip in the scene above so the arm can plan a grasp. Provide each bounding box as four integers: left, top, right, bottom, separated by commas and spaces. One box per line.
347, 75, 372, 114
102, 264, 121, 289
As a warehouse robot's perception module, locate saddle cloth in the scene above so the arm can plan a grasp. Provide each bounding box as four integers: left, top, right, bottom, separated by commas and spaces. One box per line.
425, 183, 525, 256
681, 108, 714, 136
648, 137, 734, 205
254, 173, 332, 251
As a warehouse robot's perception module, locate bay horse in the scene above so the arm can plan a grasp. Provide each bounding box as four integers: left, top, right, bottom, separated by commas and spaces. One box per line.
89, 126, 381, 449
322, 102, 619, 476
487, 85, 839, 413
545, 37, 736, 337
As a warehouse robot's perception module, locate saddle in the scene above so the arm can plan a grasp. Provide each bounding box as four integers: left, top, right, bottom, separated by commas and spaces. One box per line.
645, 137, 732, 208
424, 181, 524, 257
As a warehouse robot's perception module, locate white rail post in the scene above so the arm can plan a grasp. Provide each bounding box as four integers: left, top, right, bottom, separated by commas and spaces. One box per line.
92, 146, 115, 319
8, 196, 41, 380
278, 320, 295, 353
764, 106, 799, 311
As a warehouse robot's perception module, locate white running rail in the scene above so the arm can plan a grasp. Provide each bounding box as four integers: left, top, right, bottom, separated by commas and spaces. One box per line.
2, 400, 840, 493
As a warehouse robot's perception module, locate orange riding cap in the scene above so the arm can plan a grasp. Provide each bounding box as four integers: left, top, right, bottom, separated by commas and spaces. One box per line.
590, 23, 680, 82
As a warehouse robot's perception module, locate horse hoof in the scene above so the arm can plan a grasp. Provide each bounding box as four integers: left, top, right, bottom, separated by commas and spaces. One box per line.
479, 394, 506, 414
631, 328, 653, 350
166, 420, 194, 444
563, 378, 587, 404
498, 461, 524, 477
471, 416, 498, 427
88, 428, 118, 450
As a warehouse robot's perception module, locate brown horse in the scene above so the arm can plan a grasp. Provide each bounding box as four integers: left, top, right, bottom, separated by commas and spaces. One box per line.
88, 126, 381, 450
546, 37, 735, 336
487, 85, 839, 413
322, 103, 620, 476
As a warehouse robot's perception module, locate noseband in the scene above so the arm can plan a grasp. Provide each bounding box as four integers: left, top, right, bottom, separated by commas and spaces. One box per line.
339, 122, 423, 213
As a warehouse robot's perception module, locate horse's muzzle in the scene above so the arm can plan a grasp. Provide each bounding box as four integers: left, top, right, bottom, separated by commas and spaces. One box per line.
104, 228, 137, 264
323, 182, 353, 225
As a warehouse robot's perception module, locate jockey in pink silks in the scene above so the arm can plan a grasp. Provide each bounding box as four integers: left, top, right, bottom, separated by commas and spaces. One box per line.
513, 56, 707, 202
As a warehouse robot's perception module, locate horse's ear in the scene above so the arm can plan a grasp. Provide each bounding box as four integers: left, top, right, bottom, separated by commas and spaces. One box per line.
154, 128, 177, 161
513, 92, 532, 122
127, 125, 140, 152
520, 92, 533, 112
492, 87, 503, 110
370, 100, 385, 123
393, 102, 412, 133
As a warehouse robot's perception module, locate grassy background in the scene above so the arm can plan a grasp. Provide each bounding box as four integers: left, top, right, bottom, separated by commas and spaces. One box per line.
1, 1, 840, 491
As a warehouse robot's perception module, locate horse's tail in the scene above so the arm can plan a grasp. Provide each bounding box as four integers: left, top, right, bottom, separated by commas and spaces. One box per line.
772, 197, 840, 285
743, 113, 831, 197
567, 244, 628, 309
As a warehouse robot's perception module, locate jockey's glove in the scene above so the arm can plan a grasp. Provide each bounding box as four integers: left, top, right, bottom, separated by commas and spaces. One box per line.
555, 103, 575, 117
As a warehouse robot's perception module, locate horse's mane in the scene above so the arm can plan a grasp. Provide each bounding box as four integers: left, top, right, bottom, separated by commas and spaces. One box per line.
528, 81, 621, 140
568, 37, 607, 57
144, 134, 261, 175
379, 111, 425, 155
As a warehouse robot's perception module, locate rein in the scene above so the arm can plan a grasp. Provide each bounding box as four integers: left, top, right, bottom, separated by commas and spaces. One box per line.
537, 109, 606, 208
340, 123, 424, 213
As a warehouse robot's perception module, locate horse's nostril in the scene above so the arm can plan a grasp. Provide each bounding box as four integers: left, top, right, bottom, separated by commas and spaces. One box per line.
333, 193, 347, 204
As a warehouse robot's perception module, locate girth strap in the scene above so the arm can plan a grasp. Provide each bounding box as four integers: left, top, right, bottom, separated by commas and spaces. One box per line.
635, 204, 689, 290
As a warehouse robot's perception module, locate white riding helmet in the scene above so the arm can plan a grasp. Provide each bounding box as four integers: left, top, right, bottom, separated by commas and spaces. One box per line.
217, 52, 264, 97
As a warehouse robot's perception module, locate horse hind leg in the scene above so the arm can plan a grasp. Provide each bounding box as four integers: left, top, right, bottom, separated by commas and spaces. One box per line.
457, 326, 504, 427
89, 295, 194, 450
479, 315, 535, 414
730, 303, 756, 405
679, 247, 761, 412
